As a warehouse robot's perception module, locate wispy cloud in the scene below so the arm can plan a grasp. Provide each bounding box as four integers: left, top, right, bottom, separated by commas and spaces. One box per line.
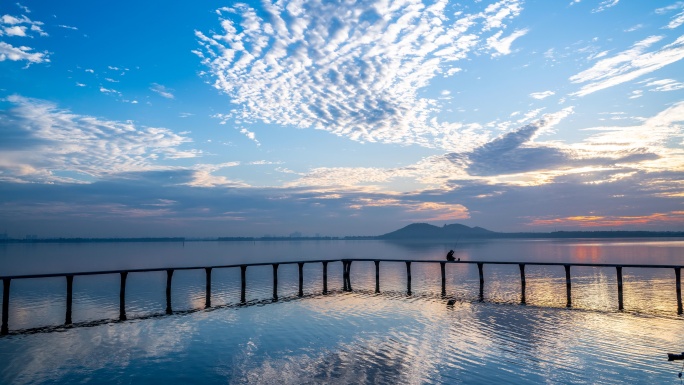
99, 86, 121, 96
0, 95, 197, 183
196, 0, 525, 149
656, 2, 684, 29
592, 0, 619, 13
570, 35, 684, 96
529, 90, 555, 100
16, 3, 30, 13
644, 78, 684, 91
150, 83, 174, 99
486, 28, 528, 57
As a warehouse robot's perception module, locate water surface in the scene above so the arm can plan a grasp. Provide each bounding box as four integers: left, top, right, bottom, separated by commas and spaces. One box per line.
0, 239, 682, 384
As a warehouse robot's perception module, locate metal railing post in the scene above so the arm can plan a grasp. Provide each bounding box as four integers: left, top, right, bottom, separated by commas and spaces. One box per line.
617, 266, 624, 311
205, 267, 212, 309
374, 261, 380, 293
565, 265, 572, 308
406, 261, 412, 295
519, 264, 526, 305
240, 265, 247, 303
166, 269, 174, 314
322, 261, 328, 294
272, 264, 279, 301
65, 275, 74, 325
119, 272, 128, 321
298, 262, 304, 297
676, 267, 682, 315
1, 278, 10, 335
440, 262, 446, 297
478, 263, 484, 302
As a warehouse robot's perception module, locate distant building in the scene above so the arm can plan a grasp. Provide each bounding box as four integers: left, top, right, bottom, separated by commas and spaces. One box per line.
25, 234, 38, 240
289, 231, 302, 238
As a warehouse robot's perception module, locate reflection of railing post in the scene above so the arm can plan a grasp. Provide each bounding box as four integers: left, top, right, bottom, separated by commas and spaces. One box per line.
564, 265, 572, 308
298, 262, 304, 297
1, 278, 10, 335
617, 266, 624, 311
374, 261, 380, 294
272, 264, 279, 301
66, 275, 74, 325
676, 267, 682, 315
205, 267, 212, 309
322, 261, 328, 294
240, 265, 247, 303
440, 262, 446, 297
406, 261, 412, 295
478, 263, 484, 302
519, 264, 526, 305
166, 269, 174, 314
119, 272, 128, 321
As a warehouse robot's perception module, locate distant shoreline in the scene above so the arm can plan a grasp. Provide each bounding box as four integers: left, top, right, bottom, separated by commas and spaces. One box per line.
1, 231, 683, 244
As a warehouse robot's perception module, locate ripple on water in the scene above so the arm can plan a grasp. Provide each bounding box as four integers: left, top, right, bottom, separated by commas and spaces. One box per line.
1, 291, 683, 384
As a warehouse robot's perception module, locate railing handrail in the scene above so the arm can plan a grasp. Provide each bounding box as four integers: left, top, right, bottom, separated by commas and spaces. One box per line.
1, 259, 682, 280
1, 258, 682, 335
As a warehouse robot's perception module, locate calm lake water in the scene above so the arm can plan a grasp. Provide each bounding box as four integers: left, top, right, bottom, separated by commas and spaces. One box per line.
0, 238, 683, 384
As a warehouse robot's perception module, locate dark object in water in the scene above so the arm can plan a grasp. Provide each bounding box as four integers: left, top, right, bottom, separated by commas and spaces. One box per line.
446, 250, 455, 261
668, 352, 684, 361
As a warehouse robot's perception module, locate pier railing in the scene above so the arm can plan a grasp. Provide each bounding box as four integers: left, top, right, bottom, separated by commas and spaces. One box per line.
1, 259, 682, 335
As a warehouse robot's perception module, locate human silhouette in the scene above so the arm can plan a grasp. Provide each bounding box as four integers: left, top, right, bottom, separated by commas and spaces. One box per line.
446, 250, 455, 261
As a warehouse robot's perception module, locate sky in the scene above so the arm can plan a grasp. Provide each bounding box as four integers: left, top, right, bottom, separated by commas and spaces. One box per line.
0, 0, 683, 238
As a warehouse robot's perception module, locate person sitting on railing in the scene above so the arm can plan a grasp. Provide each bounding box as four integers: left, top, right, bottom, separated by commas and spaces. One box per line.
446, 250, 455, 261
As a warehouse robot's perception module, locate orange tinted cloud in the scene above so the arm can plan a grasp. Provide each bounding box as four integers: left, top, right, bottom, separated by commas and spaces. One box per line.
528, 211, 684, 228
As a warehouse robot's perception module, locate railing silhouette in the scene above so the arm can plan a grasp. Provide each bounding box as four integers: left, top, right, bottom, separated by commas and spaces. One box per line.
1, 259, 682, 335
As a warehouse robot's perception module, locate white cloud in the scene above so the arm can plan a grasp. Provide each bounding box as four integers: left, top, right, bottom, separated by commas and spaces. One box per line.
645, 78, 684, 91
624, 24, 643, 33
656, 2, 684, 29
0, 41, 48, 64
570, 35, 684, 96
239, 128, 260, 146
16, 3, 31, 13
486, 28, 528, 57
99, 86, 121, 96
57, 25, 78, 30
0, 12, 49, 65
592, 0, 619, 13
529, 90, 555, 100
150, 83, 175, 99
4, 25, 27, 37
0, 95, 198, 183
75, 82, 86, 87
196, 0, 525, 150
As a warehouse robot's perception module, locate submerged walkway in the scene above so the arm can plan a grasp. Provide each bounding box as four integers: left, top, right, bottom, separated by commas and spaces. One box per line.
1, 259, 682, 335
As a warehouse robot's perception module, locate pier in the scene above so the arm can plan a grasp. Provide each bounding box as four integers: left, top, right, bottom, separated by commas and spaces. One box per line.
1, 259, 682, 335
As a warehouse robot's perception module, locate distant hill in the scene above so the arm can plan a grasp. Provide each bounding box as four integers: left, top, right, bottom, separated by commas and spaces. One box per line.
379, 223, 495, 240
378, 223, 684, 240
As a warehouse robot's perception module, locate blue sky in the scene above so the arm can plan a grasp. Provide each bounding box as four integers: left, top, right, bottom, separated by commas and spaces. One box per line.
1, 0, 683, 237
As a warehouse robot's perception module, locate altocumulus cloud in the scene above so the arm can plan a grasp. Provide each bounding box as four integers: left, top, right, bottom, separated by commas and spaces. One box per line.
195, 0, 525, 150
0, 95, 200, 183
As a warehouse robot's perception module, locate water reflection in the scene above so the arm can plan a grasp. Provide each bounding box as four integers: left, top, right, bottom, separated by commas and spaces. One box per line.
6, 292, 683, 384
